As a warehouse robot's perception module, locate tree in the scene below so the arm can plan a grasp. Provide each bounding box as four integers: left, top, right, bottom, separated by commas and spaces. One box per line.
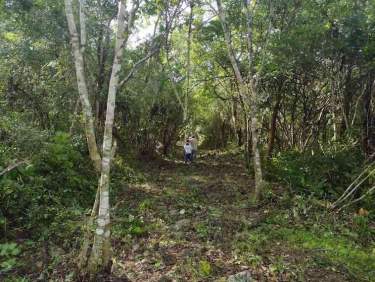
215, 0, 263, 200
64, 0, 141, 275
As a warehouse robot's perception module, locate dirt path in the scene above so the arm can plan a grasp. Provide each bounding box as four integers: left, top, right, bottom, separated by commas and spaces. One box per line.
110, 152, 351, 282
110, 152, 261, 281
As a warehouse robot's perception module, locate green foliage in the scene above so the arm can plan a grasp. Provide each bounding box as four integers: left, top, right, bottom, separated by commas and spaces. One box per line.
278, 228, 375, 281
200, 112, 232, 149
0, 0, 374, 279
0, 113, 48, 159
111, 158, 146, 186
195, 222, 209, 240
0, 242, 21, 272
198, 260, 212, 277
138, 198, 153, 212
112, 211, 148, 239
235, 222, 375, 281
0, 133, 96, 242
353, 214, 374, 246
266, 145, 363, 199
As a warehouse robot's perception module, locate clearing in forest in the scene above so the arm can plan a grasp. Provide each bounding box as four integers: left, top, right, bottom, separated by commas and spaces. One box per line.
108, 151, 372, 281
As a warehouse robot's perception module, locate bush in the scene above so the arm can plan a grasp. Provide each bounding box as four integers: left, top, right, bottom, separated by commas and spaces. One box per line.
266, 145, 364, 199
0, 133, 96, 242
0, 242, 21, 273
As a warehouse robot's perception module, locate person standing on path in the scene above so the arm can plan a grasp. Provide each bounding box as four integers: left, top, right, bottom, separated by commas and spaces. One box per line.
189, 135, 198, 161
183, 140, 193, 164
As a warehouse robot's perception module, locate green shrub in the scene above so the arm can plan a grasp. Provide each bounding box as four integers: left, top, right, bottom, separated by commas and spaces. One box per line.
353, 214, 374, 246
112, 213, 148, 238
199, 260, 212, 277
266, 145, 363, 199
0, 242, 21, 272
0, 133, 96, 242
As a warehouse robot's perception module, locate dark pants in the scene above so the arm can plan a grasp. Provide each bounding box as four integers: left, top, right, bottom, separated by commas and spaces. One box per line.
184, 153, 192, 163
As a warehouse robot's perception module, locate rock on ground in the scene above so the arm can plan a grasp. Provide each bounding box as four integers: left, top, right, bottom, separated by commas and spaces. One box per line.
227, 270, 252, 282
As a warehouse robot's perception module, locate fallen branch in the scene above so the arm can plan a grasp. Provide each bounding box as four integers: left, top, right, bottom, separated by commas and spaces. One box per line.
331, 161, 375, 209
338, 185, 375, 212
0, 160, 29, 177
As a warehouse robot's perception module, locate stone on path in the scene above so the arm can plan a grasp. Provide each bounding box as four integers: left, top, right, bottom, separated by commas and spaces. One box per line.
227, 270, 252, 282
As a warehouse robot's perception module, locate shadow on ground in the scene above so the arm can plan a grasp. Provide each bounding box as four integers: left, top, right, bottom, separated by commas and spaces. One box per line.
109, 151, 351, 282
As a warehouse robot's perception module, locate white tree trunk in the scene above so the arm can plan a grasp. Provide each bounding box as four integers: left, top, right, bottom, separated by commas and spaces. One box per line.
184, 0, 194, 132
65, 0, 139, 274
88, 0, 139, 272
64, 0, 101, 172
79, 0, 86, 53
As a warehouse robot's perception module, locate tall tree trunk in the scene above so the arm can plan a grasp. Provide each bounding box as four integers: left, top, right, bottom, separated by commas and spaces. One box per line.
248, 81, 263, 199
244, 0, 264, 199
66, 0, 140, 275
79, 0, 86, 53
65, 0, 106, 272
216, 0, 264, 200
245, 115, 251, 170
363, 76, 375, 159
95, 20, 111, 129
184, 0, 194, 133
64, 0, 101, 172
267, 93, 282, 158
88, 0, 139, 273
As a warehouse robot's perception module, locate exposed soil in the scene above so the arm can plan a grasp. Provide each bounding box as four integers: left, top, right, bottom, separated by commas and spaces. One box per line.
108, 152, 351, 282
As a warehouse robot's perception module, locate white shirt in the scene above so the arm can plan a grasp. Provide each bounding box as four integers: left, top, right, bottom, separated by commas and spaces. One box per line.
184, 144, 192, 154
189, 137, 198, 150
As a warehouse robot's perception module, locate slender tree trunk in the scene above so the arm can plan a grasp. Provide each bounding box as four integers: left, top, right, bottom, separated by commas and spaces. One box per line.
245, 115, 251, 170
64, 0, 101, 172
184, 0, 194, 132
95, 21, 111, 129
237, 89, 251, 169
65, 0, 105, 273
243, 0, 264, 199
363, 76, 375, 158
248, 81, 263, 199
216, 0, 264, 200
79, 0, 86, 53
268, 93, 282, 158
69, 97, 81, 135
66, 0, 140, 275
88, 0, 139, 273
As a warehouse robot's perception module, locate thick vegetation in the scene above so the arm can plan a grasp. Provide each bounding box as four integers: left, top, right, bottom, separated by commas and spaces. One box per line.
0, 0, 374, 281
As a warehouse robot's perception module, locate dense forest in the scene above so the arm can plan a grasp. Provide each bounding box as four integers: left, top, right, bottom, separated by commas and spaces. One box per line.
0, 0, 374, 281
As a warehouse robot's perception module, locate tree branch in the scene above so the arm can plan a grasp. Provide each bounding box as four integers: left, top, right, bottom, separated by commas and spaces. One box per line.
0, 160, 29, 177
119, 47, 159, 87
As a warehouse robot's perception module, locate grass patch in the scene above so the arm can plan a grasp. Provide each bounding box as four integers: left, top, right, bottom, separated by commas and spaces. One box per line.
236, 224, 375, 281
280, 228, 375, 281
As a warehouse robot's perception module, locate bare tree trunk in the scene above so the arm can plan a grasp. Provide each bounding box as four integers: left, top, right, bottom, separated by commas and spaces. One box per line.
268, 93, 282, 158
65, 0, 106, 273
69, 97, 80, 135
79, 0, 86, 53
244, 0, 264, 199
216, 0, 264, 200
184, 0, 194, 132
88, 0, 139, 273
363, 76, 375, 159
65, 0, 140, 275
245, 114, 251, 170
64, 0, 101, 172
249, 83, 263, 199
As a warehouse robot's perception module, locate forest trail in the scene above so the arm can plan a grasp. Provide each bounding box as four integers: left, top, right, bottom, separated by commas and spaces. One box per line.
109, 152, 350, 282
